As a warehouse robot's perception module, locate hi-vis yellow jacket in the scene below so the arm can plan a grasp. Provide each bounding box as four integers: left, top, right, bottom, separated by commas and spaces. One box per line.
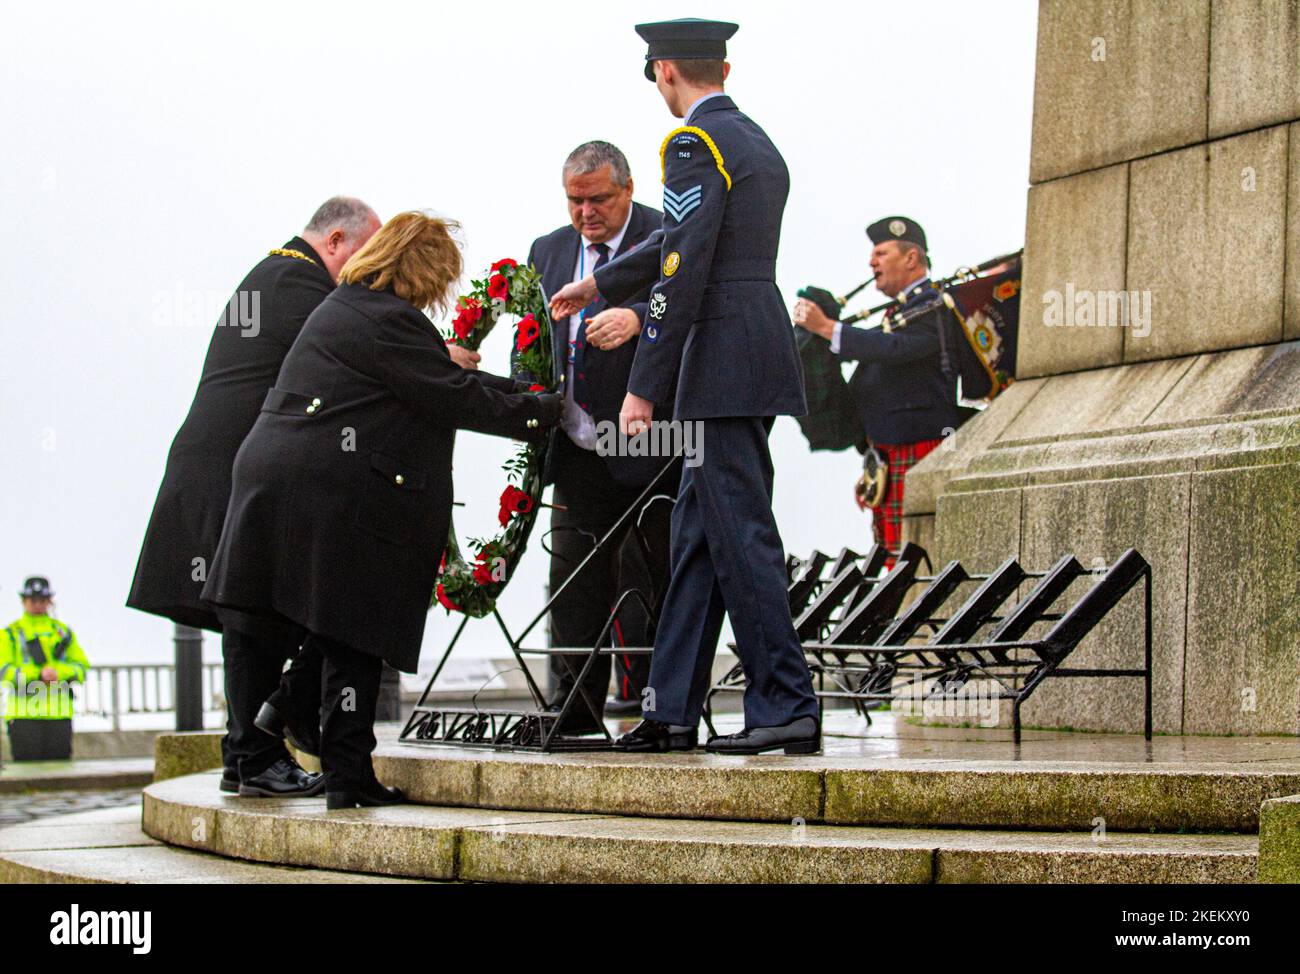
0, 612, 90, 719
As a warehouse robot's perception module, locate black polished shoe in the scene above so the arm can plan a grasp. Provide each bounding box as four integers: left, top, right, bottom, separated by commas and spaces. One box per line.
543, 701, 606, 736
254, 701, 321, 757
326, 780, 405, 810
238, 758, 327, 797
705, 716, 821, 755
219, 772, 239, 794
604, 696, 643, 718
613, 718, 698, 752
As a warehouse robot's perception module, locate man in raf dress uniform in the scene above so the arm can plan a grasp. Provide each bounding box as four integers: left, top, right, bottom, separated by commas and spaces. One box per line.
551, 19, 820, 755
128, 197, 381, 795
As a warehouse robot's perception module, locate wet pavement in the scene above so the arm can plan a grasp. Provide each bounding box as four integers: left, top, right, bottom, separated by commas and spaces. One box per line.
0, 787, 142, 827
391, 705, 1300, 768
810, 710, 1300, 766
0, 756, 154, 790
0, 756, 154, 826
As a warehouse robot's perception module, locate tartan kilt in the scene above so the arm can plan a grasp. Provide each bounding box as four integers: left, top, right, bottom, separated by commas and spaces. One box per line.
870, 438, 944, 558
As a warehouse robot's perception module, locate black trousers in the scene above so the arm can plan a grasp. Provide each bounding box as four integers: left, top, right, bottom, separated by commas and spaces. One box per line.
312, 632, 383, 793
547, 434, 676, 714
217, 607, 320, 780
375, 663, 403, 722
7, 718, 73, 761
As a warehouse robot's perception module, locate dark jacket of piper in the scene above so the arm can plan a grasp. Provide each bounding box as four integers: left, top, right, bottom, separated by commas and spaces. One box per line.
200, 282, 553, 673
127, 238, 333, 632
839, 280, 962, 445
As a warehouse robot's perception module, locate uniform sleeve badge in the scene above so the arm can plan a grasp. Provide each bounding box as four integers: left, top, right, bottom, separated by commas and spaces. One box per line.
663, 184, 702, 221
663, 252, 681, 277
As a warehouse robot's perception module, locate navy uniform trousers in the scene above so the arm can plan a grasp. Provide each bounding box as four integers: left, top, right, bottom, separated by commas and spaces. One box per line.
645, 416, 818, 728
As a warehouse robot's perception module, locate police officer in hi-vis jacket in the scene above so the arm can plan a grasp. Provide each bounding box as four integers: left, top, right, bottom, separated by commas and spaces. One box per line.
1, 577, 90, 760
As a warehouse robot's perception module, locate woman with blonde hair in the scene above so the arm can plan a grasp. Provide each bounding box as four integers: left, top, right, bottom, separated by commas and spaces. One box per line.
203, 211, 561, 808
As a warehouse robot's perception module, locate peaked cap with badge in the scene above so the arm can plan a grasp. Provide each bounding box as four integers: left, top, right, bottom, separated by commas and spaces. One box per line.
19, 576, 54, 599
634, 18, 738, 80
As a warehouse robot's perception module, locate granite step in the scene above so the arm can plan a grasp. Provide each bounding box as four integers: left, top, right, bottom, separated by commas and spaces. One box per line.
0, 804, 433, 884
369, 743, 1300, 833
152, 721, 1300, 835
140, 772, 1259, 884
0, 756, 156, 794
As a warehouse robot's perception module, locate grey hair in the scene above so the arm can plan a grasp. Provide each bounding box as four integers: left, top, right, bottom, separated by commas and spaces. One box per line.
562, 141, 631, 188
895, 239, 930, 269
303, 196, 377, 238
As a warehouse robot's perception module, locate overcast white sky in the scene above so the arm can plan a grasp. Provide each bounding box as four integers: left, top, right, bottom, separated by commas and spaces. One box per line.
0, 0, 1037, 672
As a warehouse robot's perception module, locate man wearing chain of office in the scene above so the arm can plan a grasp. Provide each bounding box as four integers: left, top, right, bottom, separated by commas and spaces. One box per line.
793, 217, 961, 566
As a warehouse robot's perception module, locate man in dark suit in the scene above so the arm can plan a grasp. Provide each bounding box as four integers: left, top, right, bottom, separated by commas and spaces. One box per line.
128, 197, 382, 795
793, 217, 960, 563
551, 20, 821, 755
527, 141, 678, 731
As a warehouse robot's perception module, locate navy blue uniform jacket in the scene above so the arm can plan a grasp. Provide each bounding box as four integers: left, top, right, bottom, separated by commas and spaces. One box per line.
838, 279, 961, 444
593, 96, 807, 421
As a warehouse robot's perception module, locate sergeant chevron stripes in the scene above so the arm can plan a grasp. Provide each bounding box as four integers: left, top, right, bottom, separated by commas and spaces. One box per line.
663, 184, 702, 222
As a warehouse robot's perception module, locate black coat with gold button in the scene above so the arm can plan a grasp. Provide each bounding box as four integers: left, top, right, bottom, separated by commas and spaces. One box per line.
200, 282, 551, 672
127, 237, 334, 633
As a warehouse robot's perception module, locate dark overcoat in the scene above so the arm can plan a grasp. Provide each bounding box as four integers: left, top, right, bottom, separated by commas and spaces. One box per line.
127, 238, 333, 632
200, 282, 551, 672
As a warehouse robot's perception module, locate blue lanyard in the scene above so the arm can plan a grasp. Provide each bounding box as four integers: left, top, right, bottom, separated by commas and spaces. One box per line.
578, 244, 591, 324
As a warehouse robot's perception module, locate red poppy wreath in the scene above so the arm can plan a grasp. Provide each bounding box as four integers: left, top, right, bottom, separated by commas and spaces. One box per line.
434, 258, 555, 618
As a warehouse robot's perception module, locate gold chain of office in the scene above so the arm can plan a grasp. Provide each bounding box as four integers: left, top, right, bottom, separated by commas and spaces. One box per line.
267, 248, 318, 265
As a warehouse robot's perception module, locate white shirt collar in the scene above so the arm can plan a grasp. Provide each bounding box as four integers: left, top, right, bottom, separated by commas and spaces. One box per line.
580, 204, 634, 260
897, 275, 930, 303
685, 91, 726, 124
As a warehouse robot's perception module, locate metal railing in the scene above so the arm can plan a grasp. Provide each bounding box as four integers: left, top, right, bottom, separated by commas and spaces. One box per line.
75, 663, 225, 730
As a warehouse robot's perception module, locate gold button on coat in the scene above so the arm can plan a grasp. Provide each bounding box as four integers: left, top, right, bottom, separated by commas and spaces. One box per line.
395, 474, 405, 485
